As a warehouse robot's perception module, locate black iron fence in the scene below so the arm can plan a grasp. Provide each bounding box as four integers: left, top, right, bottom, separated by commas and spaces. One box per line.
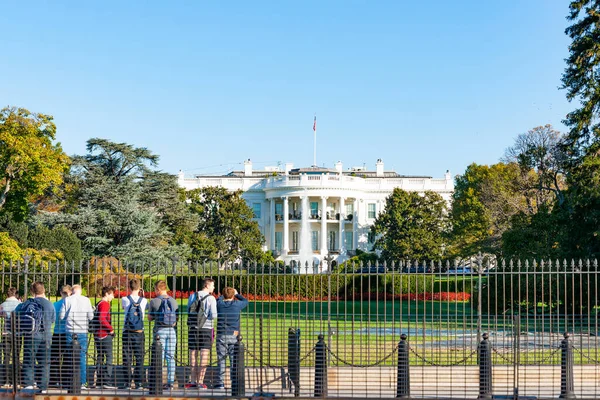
0, 257, 598, 398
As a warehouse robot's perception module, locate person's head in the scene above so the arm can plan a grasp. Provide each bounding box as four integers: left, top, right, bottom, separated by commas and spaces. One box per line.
60, 285, 72, 298
202, 278, 215, 293
222, 287, 236, 300
71, 284, 83, 295
129, 278, 141, 292
155, 280, 168, 295
101, 286, 115, 301
30, 282, 45, 297
6, 287, 17, 299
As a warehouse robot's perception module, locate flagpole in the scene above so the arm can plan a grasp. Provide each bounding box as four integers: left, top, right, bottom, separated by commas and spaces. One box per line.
313, 114, 317, 167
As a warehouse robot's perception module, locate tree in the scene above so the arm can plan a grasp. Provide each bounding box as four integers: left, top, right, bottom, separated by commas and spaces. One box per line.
371, 188, 448, 260
449, 163, 525, 257
0, 107, 70, 220
28, 225, 82, 262
559, 1, 600, 257
186, 187, 266, 262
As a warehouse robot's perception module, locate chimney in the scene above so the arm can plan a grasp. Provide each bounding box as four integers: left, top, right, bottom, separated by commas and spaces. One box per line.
376, 159, 384, 177
177, 170, 185, 186
284, 162, 294, 175
335, 161, 343, 173
244, 159, 252, 176
445, 170, 452, 181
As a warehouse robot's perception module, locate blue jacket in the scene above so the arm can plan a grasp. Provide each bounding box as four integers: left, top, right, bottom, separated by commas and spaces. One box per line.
216, 294, 248, 336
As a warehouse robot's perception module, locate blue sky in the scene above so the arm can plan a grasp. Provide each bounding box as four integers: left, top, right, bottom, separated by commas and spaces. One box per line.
1, 1, 572, 178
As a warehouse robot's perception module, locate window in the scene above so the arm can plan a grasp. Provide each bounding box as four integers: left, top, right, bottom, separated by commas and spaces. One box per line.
368, 231, 376, 244
346, 203, 354, 216
345, 231, 353, 250
252, 203, 262, 218
310, 202, 319, 218
275, 203, 283, 216
292, 231, 299, 251
311, 231, 319, 251
275, 232, 282, 252
328, 231, 336, 251
368, 203, 376, 219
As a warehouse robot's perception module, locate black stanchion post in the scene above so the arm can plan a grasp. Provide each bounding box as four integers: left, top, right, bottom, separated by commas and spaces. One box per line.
560, 332, 576, 399
69, 334, 81, 394
288, 328, 301, 397
232, 335, 246, 397
10, 317, 17, 394
314, 334, 327, 397
478, 332, 492, 400
149, 335, 163, 396
396, 334, 410, 399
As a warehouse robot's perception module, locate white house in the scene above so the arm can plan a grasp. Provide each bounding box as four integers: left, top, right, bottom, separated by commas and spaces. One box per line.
178, 159, 453, 269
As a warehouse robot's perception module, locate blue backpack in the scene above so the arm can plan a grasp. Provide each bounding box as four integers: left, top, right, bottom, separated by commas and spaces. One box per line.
124, 296, 144, 331
15, 299, 44, 335
157, 297, 176, 327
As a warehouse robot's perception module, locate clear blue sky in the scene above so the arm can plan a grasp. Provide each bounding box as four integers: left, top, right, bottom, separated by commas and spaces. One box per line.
1, 1, 573, 178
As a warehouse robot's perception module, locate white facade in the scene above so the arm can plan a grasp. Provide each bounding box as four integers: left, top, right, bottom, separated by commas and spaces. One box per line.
178, 160, 453, 266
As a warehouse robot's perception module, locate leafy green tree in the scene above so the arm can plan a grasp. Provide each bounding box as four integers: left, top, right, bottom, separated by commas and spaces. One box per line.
28, 225, 82, 262
186, 187, 266, 262
0, 107, 70, 220
449, 163, 525, 257
0, 212, 29, 247
371, 188, 448, 260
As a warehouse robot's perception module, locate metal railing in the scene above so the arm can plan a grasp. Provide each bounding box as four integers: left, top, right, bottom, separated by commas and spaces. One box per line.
0, 257, 598, 398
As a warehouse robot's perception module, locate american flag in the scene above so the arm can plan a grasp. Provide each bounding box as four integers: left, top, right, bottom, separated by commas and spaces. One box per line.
313, 116, 317, 132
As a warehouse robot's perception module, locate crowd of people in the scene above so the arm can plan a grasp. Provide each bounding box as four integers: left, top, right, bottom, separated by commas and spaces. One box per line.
0, 278, 248, 393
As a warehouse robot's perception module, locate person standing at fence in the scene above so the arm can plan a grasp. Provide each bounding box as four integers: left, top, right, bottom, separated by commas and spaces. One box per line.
0, 287, 21, 386
185, 278, 217, 389
49, 285, 71, 388
214, 287, 248, 390
147, 280, 177, 390
60, 284, 94, 390
15, 282, 55, 393
121, 278, 147, 390
93, 286, 116, 389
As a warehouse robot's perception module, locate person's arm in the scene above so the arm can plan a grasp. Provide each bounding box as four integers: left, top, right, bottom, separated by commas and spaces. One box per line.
86, 299, 94, 321
235, 294, 249, 310
147, 301, 154, 321
209, 296, 218, 320
59, 299, 67, 320
98, 301, 113, 333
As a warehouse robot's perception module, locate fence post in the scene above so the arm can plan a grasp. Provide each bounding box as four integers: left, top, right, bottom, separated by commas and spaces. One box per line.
232, 335, 246, 397
69, 334, 81, 394
288, 328, 301, 397
560, 332, 576, 399
478, 332, 492, 400
396, 334, 410, 399
10, 316, 17, 394
314, 334, 327, 397
149, 335, 163, 396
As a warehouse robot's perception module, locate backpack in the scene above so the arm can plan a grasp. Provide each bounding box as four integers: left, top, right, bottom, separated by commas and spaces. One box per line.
157, 297, 176, 327
124, 295, 144, 331
15, 299, 44, 335
88, 302, 101, 333
187, 293, 210, 329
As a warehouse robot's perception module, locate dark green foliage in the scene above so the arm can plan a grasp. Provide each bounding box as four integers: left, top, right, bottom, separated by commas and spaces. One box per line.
371, 188, 448, 260
28, 225, 82, 262
0, 212, 28, 247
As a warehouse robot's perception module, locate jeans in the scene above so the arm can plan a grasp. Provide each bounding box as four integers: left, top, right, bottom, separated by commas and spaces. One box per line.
49, 333, 68, 386
215, 334, 238, 387
66, 333, 88, 385
156, 328, 176, 384
95, 335, 113, 387
22, 335, 50, 389
123, 331, 145, 386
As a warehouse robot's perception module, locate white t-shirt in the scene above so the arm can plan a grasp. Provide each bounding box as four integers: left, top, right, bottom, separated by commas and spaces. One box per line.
121, 294, 148, 321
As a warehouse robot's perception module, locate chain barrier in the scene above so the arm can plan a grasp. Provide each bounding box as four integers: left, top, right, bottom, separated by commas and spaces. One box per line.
326, 344, 398, 368
491, 345, 561, 365
409, 346, 477, 367
573, 346, 600, 364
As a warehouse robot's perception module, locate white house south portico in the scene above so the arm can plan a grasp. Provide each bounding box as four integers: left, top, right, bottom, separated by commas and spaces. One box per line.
178, 159, 453, 269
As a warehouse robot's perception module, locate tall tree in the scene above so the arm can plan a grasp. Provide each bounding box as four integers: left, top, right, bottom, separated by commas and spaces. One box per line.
186, 187, 266, 262
560, 1, 600, 256
0, 107, 70, 220
371, 188, 448, 260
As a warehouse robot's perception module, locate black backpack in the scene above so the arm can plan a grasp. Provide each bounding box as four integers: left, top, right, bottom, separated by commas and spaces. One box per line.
157, 297, 176, 327
124, 295, 144, 331
187, 293, 210, 329
88, 301, 101, 333
15, 299, 44, 336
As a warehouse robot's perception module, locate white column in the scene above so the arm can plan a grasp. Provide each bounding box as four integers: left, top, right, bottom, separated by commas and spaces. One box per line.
321, 196, 327, 255
339, 197, 345, 254
283, 196, 289, 255
300, 196, 308, 255
353, 199, 359, 251
270, 198, 276, 251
